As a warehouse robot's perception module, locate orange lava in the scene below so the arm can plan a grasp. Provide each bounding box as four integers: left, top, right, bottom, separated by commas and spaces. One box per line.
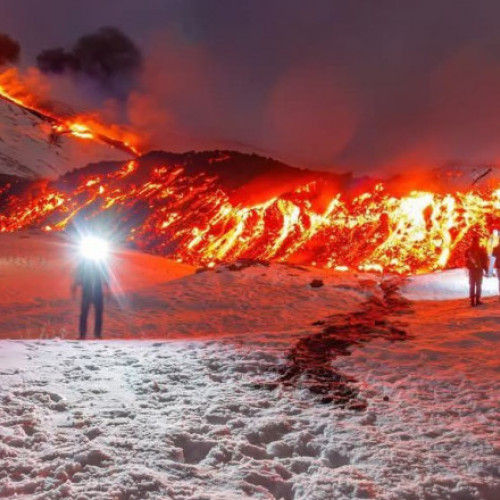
1, 68, 498, 273
1, 159, 499, 274
0, 68, 141, 155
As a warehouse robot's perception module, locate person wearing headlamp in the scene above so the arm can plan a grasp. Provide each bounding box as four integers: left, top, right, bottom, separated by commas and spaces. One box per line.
72, 236, 111, 339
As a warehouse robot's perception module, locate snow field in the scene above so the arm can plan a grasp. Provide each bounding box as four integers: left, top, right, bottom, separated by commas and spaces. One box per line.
0, 233, 499, 499
0, 232, 369, 340
0, 340, 372, 500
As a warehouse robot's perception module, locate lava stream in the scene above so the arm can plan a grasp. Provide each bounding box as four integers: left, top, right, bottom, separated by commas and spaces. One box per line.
1, 159, 499, 274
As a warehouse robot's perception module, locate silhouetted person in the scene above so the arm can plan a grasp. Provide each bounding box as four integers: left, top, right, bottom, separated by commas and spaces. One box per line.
487, 229, 499, 277
493, 243, 500, 297
72, 259, 109, 339
465, 235, 488, 307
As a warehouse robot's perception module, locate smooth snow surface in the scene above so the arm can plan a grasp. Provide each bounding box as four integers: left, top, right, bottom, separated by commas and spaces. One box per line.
0, 233, 499, 500
402, 268, 500, 300
0, 98, 130, 178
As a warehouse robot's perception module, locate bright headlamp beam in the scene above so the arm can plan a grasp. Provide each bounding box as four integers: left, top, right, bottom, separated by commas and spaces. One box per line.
79, 236, 110, 261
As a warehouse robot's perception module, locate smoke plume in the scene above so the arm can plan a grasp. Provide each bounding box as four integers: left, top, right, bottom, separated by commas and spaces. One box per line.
6, 1, 500, 174
36, 27, 142, 98
0, 33, 20, 67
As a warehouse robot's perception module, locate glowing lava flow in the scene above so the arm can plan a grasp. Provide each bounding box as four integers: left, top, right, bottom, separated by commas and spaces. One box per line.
0, 68, 141, 155
0, 69, 498, 272
1, 160, 499, 274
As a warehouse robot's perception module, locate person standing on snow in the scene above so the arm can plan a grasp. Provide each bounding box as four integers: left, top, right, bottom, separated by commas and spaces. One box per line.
465, 235, 489, 307
71, 237, 110, 339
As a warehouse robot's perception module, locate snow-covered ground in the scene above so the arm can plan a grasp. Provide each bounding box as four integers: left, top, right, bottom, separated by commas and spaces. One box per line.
0, 233, 499, 499
402, 268, 500, 300
0, 232, 365, 340
0, 97, 130, 178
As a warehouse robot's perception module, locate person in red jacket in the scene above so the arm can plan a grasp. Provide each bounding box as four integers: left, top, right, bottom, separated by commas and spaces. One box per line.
465, 235, 489, 307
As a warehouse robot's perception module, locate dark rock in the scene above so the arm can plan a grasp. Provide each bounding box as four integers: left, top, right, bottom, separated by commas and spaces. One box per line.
348, 400, 368, 411
227, 259, 270, 272
310, 279, 324, 288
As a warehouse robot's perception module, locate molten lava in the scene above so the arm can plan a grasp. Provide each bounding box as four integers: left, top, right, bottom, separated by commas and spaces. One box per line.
1, 158, 499, 274
0, 68, 141, 155
0, 69, 498, 274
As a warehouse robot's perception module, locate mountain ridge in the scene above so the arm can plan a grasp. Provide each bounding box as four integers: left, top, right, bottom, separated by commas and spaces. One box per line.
0, 94, 131, 179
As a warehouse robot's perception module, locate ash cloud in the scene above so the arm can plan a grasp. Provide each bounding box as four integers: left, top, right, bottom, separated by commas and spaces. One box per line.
36, 27, 142, 98
6, 1, 500, 173
153, 0, 500, 174
0, 33, 20, 67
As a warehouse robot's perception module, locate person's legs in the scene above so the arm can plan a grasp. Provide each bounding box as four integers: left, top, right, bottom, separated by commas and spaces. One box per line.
469, 271, 475, 306
489, 256, 495, 277
94, 292, 103, 338
79, 291, 91, 338
475, 271, 484, 305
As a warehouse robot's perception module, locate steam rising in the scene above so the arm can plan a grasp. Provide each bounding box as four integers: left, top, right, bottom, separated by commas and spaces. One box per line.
0, 34, 20, 67
36, 27, 142, 98
5, 1, 500, 173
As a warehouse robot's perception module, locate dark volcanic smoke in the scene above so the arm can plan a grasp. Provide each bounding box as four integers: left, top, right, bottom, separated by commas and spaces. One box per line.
0, 33, 20, 67
36, 27, 142, 98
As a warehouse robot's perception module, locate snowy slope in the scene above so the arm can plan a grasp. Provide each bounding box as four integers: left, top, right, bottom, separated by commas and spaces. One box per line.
0, 97, 130, 179
402, 268, 500, 300
0, 233, 499, 500
0, 232, 366, 340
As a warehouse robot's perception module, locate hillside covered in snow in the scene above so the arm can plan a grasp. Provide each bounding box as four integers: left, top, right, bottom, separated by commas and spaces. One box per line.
0, 96, 131, 179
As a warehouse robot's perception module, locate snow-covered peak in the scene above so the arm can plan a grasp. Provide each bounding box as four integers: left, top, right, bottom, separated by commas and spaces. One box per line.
0, 96, 131, 179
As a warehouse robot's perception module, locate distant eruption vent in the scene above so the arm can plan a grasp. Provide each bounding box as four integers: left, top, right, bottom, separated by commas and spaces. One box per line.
0, 67, 142, 156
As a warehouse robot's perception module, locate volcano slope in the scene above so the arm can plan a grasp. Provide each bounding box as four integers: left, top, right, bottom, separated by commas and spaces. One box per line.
0, 231, 499, 500
0, 95, 131, 179
1, 149, 500, 275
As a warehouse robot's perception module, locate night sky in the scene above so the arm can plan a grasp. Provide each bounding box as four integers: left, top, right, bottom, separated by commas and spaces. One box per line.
2, 0, 500, 174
